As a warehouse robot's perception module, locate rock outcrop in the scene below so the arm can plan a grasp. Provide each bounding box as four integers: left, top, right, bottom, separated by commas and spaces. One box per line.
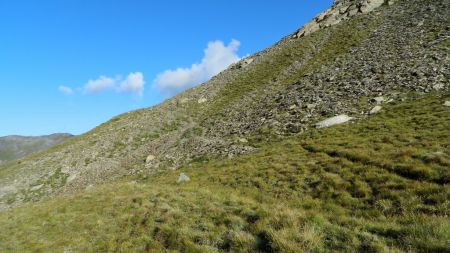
294, 0, 392, 38
231, 57, 254, 70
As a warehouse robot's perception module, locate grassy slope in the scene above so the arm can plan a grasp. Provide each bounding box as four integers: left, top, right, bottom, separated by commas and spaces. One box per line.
0, 10, 380, 207
2, 0, 448, 210
0, 92, 448, 253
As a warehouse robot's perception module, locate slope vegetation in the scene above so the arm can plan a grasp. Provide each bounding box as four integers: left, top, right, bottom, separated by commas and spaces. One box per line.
0, 92, 449, 252
0, 0, 448, 211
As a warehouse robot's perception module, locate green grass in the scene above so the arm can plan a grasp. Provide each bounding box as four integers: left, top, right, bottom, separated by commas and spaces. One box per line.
0, 93, 449, 252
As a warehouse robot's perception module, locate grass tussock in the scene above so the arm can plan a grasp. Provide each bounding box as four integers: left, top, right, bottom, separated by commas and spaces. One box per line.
0, 93, 449, 252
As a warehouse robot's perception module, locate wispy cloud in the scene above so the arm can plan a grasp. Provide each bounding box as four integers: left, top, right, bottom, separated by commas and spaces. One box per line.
153, 39, 242, 95
58, 85, 74, 95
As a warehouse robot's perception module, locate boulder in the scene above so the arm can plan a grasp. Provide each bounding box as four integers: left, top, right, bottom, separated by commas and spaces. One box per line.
198, 98, 207, 104
359, 0, 385, 13
146, 155, 156, 163
231, 57, 254, 69
67, 174, 77, 183
369, 106, 382, 114
372, 96, 385, 104
238, 138, 248, 143
30, 184, 43, 191
386, 0, 395, 5
316, 115, 353, 129
241, 58, 254, 67
433, 84, 444, 90
444, 101, 450, 107
177, 173, 190, 183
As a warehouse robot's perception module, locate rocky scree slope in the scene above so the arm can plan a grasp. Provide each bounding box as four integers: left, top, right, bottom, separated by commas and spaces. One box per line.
0, 133, 73, 164
0, 0, 448, 211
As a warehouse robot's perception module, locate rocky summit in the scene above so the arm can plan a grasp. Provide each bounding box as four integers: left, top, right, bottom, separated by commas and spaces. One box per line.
294, 0, 392, 38
0, 0, 449, 251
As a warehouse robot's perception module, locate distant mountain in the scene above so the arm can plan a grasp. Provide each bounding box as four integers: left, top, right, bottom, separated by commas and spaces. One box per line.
0, 133, 73, 164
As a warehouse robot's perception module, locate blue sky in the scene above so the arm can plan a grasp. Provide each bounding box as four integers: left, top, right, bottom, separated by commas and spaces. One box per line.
0, 0, 332, 136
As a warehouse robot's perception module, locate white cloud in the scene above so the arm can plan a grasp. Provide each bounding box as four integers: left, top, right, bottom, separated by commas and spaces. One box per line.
119, 72, 145, 96
58, 85, 74, 95
153, 39, 242, 95
72, 72, 146, 96
84, 75, 118, 94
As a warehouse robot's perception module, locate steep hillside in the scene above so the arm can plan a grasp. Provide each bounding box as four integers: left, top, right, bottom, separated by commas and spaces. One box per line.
0, 0, 449, 214
0, 134, 73, 164
1, 93, 448, 252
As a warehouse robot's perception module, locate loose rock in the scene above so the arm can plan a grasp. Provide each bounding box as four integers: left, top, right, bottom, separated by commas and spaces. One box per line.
359, 0, 385, 13
238, 138, 248, 143
146, 155, 156, 163
177, 173, 190, 183
67, 174, 77, 183
433, 84, 444, 90
198, 98, 207, 104
30, 184, 43, 191
316, 115, 353, 129
373, 97, 385, 104
370, 106, 382, 114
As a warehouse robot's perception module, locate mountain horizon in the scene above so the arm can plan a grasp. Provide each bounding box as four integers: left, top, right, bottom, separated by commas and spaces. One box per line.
0, 133, 73, 164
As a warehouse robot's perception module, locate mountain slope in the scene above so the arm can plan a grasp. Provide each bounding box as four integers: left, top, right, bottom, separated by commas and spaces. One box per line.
0, 133, 73, 164
0, 93, 448, 252
0, 0, 449, 213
